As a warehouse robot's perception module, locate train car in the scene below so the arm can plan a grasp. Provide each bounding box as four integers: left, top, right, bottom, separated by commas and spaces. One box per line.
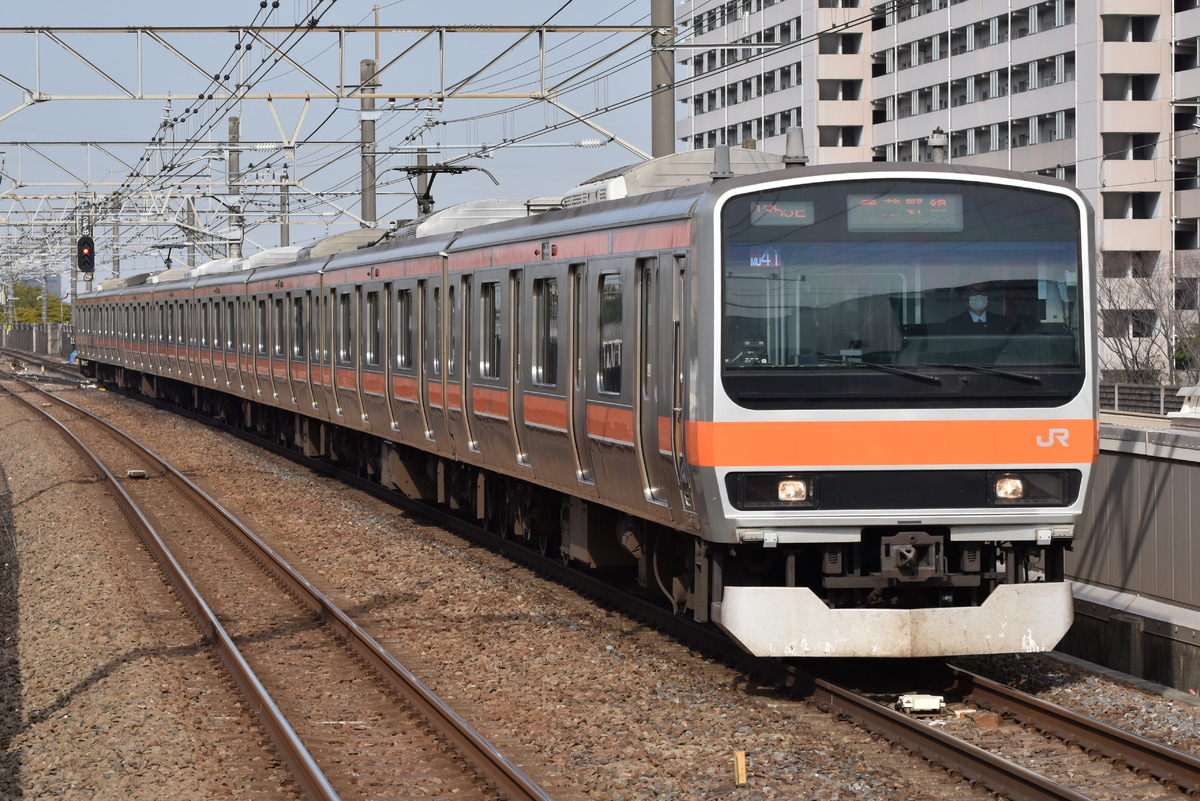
75, 145, 1096, 658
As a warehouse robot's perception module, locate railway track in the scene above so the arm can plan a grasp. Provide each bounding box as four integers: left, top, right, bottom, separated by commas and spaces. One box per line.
188, 395, 1196, 801
1, 376, 560, 801
219, 402, 1195, 801
943, 665, 1200, 798
7, 363, 1197, 800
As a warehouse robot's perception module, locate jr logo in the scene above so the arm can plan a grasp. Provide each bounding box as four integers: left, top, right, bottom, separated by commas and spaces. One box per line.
1036, 428, 1070, 447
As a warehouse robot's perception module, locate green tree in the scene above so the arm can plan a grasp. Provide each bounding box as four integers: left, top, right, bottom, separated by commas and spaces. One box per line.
9, 282, 71, 324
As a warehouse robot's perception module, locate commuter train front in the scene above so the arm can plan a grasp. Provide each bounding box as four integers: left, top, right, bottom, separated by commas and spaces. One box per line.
690, 163, 1094, 656
74, 152, 1096, 658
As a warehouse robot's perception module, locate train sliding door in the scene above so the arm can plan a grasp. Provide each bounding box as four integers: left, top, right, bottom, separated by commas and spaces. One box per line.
387, 283, 424, 439
634, 258, 669, 508
637, 256, 692, 519
422, 280, 452, 453
568, 264, 595, 483
331, 286, 367, 426
509, 271, 531, 466
443, 276, 476, 454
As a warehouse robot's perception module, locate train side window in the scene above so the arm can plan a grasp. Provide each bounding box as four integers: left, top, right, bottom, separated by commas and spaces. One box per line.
396, 288, 414, 370
532, 277, 558, 387
291, 296, 305, 357
432, 286, 442, 376
213, 301, 224, 351
511, 273, 522, 382
599, 273, 623, 395
241, 300, 252, 356
256, 299, 268, 356
480, 281, 501, 380
337, 292, 353, 364
274, 298, 285, 357
226, 301, 236, 351
200, 303, 209, 348
436, 286, 446, 376
448, 284, 458, 377
365, 290, 381, 366
307, 292, 320, 362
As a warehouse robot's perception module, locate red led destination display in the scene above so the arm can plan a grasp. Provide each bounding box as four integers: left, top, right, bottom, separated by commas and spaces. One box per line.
847, 194, 963, 232
748, 201, 816, 226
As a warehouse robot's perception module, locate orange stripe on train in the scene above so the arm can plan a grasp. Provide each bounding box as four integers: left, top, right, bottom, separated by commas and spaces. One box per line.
523, 394, 567, 430
472, 386, 509, 419
686, 419, 1096, 467
587, 405, 634, 444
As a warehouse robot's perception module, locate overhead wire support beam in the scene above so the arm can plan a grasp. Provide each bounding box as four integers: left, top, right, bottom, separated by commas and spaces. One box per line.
0, 24, 662, 106
0, 21, 665, 276
538, 96, 651, 161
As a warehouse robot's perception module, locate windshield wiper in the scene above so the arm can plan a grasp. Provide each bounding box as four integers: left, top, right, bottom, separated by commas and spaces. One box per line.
818, 357, 941, 384
920, 363, 1041, 384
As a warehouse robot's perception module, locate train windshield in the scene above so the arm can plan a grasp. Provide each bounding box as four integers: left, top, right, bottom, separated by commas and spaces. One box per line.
719, 177, 1086, 409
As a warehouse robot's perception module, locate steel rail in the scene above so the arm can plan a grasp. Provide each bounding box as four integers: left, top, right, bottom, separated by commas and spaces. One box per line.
955, 666, 1200, 794
3, 380, 341, 801
242, 412, 1105, 801
803, 675, 1097, 801
65, 376, 1130, 801
17, 380, 556, 801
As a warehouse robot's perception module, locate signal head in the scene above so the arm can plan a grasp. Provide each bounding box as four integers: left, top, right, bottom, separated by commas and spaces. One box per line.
77, 235, 95, 273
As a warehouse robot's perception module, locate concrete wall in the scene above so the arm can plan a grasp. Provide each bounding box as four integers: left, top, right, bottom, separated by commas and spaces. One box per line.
1064, 423, 1200, 691
0, 324, 75, 360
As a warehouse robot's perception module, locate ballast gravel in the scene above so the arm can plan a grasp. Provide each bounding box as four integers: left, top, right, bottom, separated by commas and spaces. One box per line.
1, 383, 1197, 800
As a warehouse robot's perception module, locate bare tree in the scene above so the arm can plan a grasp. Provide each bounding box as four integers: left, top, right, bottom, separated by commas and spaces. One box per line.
1096, 250, 1200, 385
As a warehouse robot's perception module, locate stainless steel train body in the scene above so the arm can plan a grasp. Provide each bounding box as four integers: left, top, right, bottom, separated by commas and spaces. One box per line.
75, 156, 1097, 658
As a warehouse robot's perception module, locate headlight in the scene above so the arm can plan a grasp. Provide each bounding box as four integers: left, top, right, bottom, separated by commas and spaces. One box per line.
990, 471, 1067, 506
994, 475, 1025, 501
728, 473, 816, 509
777, 479, 809, 502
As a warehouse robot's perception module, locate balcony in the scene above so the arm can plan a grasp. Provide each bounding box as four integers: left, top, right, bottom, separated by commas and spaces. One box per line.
1176, 188, 1200, 221
1009, 26, 1076, 66
888, 6, 949, 44
1009, 139, 1077, 173
1101, 0, 1166, 14
1010, 82, 1076, 119
1099, 160, 1166, 191
947, 47, 1015, 81
1174, 133, 1200, 161
1177, 6, 1200, 40
816, 53, 871, 82
815, 100, 869, 128
1176, 68, 1200, 104
1100, 41, 1169, 75
812, 145, 873, 167
1098, 218, 1168, 252
1102, 101, 1169, 134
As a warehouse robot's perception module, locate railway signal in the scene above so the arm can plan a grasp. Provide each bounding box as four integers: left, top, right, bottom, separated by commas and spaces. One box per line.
77, 235, 95, 273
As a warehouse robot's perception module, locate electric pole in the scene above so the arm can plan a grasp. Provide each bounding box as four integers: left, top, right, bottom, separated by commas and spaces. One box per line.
361, 59, 379, 227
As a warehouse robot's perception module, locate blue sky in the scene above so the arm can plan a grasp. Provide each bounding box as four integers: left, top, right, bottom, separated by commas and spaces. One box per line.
0, 1, 665, 276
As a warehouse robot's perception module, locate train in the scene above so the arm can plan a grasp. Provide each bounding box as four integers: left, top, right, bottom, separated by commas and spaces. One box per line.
74, 142, 1097, 658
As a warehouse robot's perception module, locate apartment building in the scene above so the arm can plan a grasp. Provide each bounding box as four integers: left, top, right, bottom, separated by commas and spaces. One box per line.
674, 0, 1200, 381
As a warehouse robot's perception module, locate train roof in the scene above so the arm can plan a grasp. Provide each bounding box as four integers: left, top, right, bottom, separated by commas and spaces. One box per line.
91, 142, 945, 297
561, 146, 786, 207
